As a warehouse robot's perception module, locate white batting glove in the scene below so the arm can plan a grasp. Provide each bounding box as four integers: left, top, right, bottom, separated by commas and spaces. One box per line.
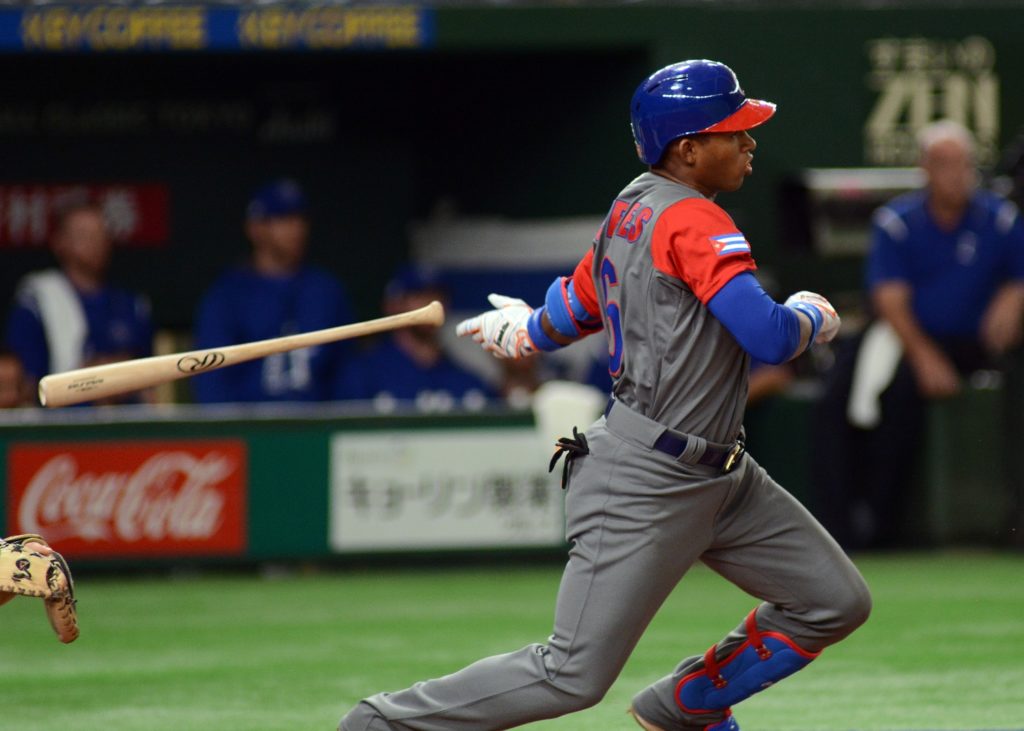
455, 293, 538, 359
785, 291, 841, 344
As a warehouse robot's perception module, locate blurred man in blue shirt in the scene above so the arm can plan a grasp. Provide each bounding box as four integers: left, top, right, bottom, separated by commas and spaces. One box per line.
192, 179, 354, 403
5, 197, 153, 404
334, 265, 494, 410
814, 120, 1024, 548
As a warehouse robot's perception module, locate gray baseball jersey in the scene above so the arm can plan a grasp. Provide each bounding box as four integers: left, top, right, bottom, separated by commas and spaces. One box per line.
339, 173, 871, 731
585, 172, 754, 443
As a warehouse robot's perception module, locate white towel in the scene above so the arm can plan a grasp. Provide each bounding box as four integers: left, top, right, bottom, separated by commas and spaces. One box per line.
847, 320, 904, 429
16, 269, 87, 374
531, 380, 606, 456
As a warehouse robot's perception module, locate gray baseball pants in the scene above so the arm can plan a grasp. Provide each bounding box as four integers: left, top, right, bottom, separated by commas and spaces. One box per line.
340, 404, 872, 730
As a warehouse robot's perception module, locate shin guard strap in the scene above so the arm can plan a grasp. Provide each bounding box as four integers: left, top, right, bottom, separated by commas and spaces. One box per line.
745, 609, 772, 660
703, 644, 727, 689
676, 614, 821, 715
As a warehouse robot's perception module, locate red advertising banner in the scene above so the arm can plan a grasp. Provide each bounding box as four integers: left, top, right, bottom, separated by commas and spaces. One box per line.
6, 440, 247, 558
0, 184, 169, 248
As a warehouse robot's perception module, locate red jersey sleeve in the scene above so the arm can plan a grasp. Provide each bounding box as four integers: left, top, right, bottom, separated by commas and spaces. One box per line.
650, 198, 757, 304
570, 247, 600, 316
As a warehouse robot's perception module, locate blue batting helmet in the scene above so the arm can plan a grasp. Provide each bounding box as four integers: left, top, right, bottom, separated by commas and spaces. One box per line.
630, 60, 776, 165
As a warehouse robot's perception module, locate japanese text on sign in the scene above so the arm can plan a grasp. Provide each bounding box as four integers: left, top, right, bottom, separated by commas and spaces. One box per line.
865, 36, 999, 165
329, 429, 564, 551
0, 184, 169, 248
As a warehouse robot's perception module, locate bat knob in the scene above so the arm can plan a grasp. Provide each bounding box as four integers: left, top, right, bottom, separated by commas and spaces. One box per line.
425, 300, 446, 327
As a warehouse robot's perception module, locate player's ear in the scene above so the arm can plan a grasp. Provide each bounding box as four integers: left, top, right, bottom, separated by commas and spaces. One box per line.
676, 136, 700, 166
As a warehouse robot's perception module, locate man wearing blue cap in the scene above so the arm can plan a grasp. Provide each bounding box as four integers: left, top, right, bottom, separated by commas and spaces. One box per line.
192, 179, 354, 403
340, 60, 869, 731
333, 264, 494, 409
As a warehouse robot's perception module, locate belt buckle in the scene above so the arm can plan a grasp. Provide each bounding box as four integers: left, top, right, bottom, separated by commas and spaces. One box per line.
723, 441, 745, 472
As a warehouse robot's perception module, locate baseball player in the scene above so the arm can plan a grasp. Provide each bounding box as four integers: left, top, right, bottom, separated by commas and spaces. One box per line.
339, 59, 871, 731
192, 179, 355, 403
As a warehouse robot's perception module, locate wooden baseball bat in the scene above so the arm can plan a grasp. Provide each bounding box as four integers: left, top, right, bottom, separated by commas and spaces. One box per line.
38, 300, 445, 408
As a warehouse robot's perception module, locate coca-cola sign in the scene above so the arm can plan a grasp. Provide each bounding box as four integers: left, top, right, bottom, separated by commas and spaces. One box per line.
7, 441, 247, 558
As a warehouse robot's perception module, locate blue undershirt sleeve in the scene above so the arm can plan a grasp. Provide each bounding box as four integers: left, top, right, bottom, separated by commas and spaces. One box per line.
707, 272, 801, 365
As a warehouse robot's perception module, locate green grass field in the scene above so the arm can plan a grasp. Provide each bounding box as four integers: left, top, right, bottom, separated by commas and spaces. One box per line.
2, 552, 1022, 731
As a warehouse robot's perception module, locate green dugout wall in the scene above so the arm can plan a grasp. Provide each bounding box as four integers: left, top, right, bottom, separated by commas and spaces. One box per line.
1, 391, 1015, 566
0, 407, 565, 565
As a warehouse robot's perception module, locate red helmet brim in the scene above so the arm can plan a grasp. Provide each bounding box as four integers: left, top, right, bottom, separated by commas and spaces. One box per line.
701, 98, 776, 134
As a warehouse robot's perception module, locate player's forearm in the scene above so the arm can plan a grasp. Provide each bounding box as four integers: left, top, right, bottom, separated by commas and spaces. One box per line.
988, 281, 1024, 318
980, 280, 1024, 353
708, 275, 840, 363
708, 274, 802, 364
871, 282, 938, 361
788, 310, 814, 361
524, 276, 603, 352
540, 310, 582, 346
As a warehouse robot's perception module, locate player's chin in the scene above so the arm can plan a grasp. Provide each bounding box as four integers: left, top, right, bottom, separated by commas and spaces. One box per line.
721, 176, 747, 192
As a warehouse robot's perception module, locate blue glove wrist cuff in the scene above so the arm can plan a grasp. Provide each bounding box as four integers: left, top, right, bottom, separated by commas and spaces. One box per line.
787, 302, 822, 348
544, 277, 601, 338
526, 307, 562, 352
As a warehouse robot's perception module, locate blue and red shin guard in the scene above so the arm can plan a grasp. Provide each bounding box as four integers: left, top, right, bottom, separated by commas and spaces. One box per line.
676, 609, 820, 727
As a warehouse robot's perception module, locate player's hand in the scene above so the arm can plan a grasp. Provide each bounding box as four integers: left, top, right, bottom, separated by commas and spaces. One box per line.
455, 294, 537, 359
907, 343, 961, 398
979, 284, 1024, 355
785, 291, 841, 344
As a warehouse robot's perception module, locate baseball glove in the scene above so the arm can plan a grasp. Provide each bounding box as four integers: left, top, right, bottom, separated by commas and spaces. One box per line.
0, 534, 79, 643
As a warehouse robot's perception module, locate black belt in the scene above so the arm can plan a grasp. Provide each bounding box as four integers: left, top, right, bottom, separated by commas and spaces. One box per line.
604, 399, 746, 473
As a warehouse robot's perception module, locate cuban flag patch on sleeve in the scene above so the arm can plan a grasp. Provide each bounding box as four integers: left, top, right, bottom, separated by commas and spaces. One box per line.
710, 233, 751, 256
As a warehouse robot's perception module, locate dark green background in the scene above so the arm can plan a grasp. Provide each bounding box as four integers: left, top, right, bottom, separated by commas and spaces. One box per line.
2, 2, 1023, 328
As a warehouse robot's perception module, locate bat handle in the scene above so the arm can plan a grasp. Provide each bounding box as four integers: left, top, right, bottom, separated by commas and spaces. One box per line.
423, 300, 445, 327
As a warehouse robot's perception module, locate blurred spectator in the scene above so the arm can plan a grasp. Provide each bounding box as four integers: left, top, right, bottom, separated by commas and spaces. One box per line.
812, 119, 1024, 549
746, 359, 794, 406
333, 265, 494, 409
4, 196, 153, 404
500, 358, 543, 409
192, 179, 354, 403
0, 348, 32, 408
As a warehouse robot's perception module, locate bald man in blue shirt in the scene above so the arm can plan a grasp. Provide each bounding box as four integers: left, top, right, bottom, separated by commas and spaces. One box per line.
814, 119, 1024, 549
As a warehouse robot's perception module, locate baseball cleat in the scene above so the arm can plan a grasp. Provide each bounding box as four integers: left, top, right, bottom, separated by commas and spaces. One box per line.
627, 706, 667, 731
627, 705, 740, 731
705, 713, 740, 731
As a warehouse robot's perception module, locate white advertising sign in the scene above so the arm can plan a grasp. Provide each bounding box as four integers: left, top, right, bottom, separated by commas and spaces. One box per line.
329, 428, 565, 551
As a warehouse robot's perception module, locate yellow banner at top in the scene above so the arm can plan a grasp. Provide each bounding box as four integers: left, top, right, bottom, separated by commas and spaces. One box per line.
237, 7, 426, 50
9, 5, 433, 52
20, 6, 206, 50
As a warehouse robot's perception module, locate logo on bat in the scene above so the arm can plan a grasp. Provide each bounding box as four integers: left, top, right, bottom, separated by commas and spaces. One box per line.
177, 352, 226, 373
